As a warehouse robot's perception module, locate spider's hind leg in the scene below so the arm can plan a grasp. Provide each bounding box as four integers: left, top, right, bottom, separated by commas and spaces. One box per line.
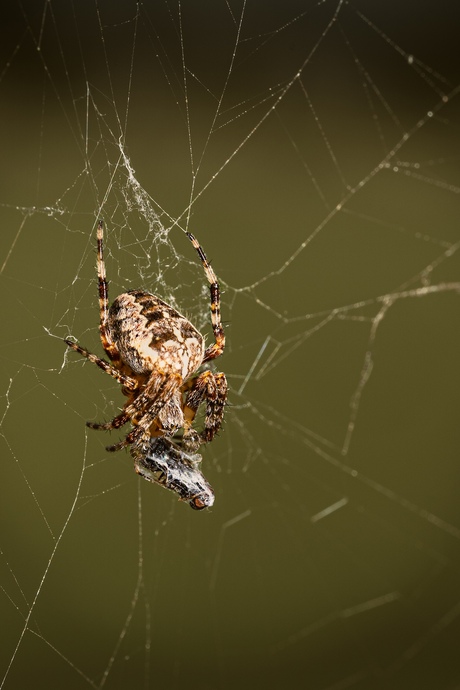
96, 220, 120, 363
186, 232, 225, 362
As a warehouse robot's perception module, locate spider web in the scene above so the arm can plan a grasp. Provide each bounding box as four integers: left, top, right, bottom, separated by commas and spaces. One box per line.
1, 0, 460, 687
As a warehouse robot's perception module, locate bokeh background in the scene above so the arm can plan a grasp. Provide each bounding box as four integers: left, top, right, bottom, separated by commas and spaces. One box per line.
1, 1, 460, 688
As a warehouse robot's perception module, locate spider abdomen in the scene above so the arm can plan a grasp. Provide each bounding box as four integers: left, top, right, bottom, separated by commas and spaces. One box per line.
108, 290, 205, 379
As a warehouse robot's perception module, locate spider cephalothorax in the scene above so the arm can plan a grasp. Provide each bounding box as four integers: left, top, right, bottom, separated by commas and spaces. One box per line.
65, 221, 227, 464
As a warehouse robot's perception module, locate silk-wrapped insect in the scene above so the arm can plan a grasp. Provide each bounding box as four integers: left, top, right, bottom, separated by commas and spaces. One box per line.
132, 437, 215, 510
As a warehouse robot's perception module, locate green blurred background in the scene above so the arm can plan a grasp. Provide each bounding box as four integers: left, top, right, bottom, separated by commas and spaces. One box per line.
1, 1, 460, 688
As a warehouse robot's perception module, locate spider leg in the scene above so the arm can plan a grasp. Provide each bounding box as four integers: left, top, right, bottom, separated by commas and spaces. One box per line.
182, 370, 227, 450
105, 373, 182, 452
96, 220, 120, 362
64, 339, 138, 391
202, 372, 227, 441
86, 410, 130, 431
106, 427, 142, 453
186, 233, 225, 362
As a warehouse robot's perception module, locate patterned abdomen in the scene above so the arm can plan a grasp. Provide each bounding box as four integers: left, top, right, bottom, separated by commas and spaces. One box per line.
108, 290, 205, 379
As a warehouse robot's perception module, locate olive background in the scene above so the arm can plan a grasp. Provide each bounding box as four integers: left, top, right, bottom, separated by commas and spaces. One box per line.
1, 2, 460, 689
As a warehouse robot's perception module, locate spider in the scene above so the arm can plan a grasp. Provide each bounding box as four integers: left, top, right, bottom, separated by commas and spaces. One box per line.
65, 220, 227, 464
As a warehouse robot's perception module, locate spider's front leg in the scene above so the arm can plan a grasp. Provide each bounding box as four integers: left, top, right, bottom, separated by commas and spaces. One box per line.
86, 410, 131, 431
65, 338, 140, 434
182, 370, 227, 451
105, 372, 182, 453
